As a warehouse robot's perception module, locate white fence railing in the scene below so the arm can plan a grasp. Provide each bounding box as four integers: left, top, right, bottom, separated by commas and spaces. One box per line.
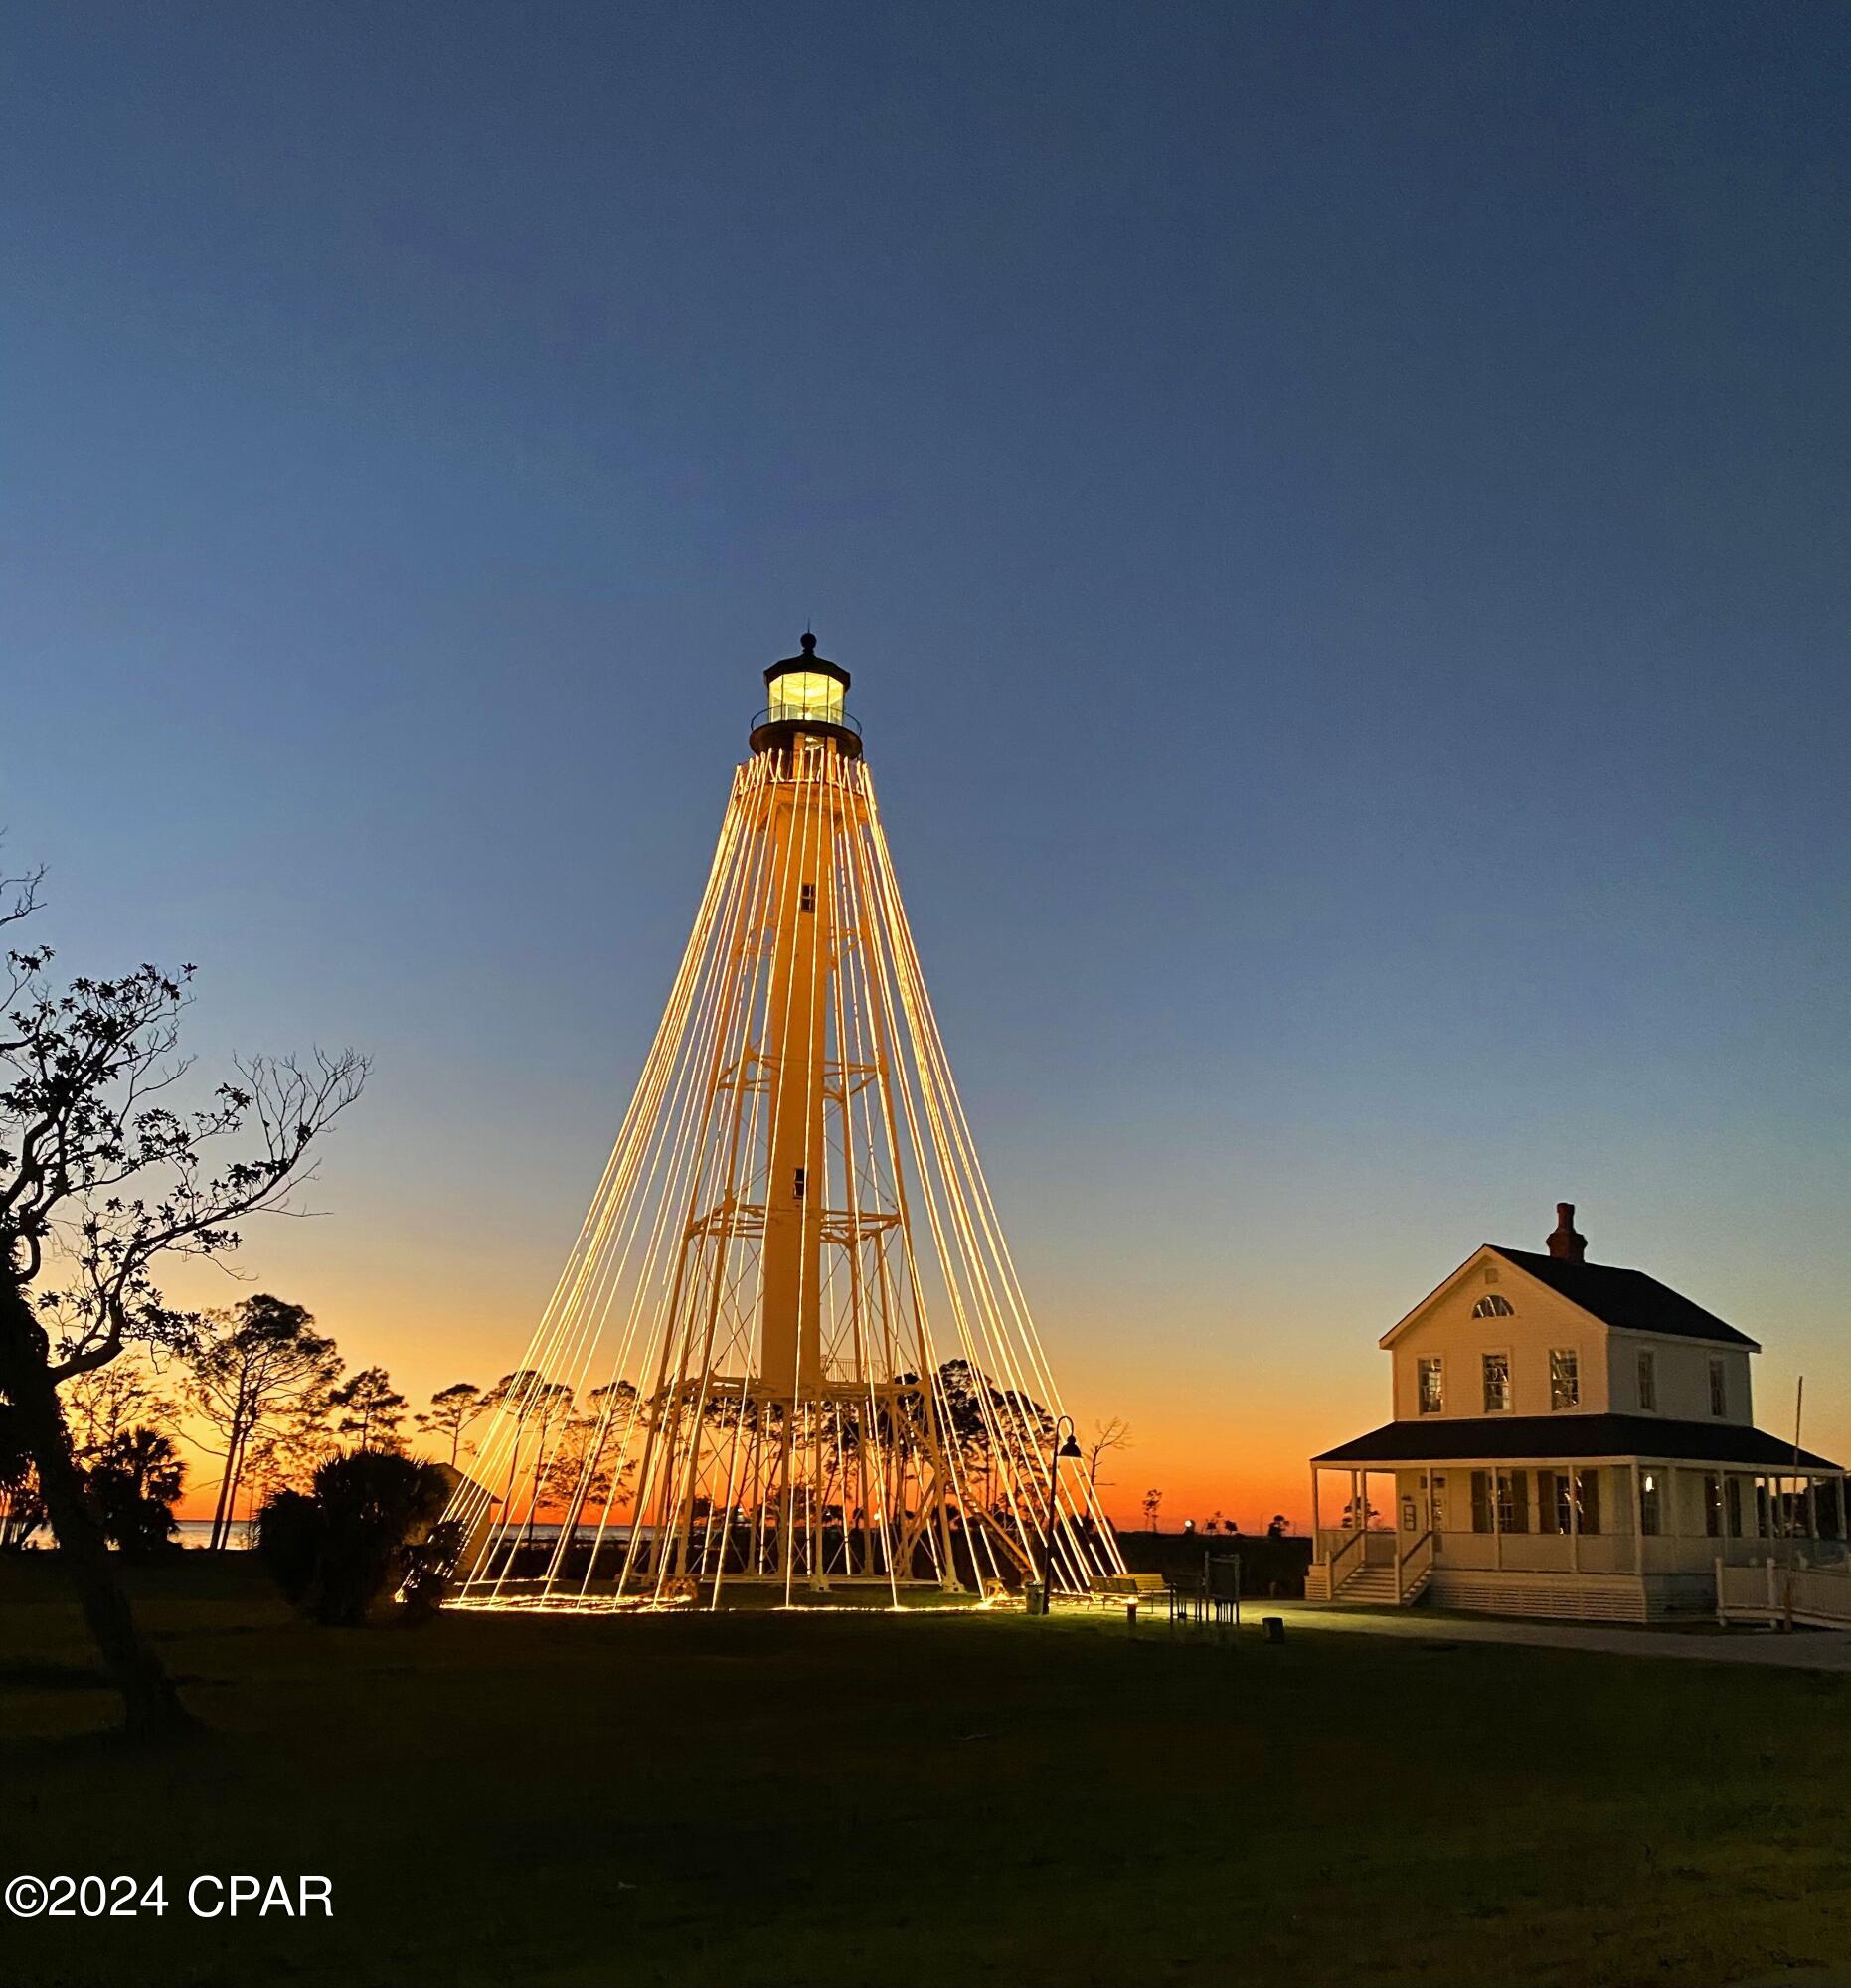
1716, 1558, 1851, 1630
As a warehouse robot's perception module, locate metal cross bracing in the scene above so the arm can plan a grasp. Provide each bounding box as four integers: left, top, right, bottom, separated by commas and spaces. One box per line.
446, 652, 1123, 1610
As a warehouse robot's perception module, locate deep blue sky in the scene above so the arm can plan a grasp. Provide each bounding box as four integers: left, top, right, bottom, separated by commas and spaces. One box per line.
5, 4, 1847, 1508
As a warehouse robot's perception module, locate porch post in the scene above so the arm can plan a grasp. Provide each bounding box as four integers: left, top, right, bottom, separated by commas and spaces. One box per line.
1490, 1461, 1502, 1571
1630, 1461, 1644, 1577
1310, 1466, 1321, 1551
1351, 1469, 1361, 1534
1567, 1463, 1580, 1574
1806, 1478, 1819, 1543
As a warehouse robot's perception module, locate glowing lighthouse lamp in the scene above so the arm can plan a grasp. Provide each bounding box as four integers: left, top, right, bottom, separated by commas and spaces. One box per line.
754, 629, 857, 745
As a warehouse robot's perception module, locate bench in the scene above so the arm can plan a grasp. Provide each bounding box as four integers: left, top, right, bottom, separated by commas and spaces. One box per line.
1087, 1573, 1167, 1619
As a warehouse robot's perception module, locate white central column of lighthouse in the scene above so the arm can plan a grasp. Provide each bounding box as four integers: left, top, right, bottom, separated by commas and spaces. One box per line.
757, 743, 836, 1398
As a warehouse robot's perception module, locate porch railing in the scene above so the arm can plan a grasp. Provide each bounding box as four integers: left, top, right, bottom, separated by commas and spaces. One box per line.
1717, 1557, 1851, 1630
1397, 1529, 1435, 1603
1322, 1526, 1367, 1596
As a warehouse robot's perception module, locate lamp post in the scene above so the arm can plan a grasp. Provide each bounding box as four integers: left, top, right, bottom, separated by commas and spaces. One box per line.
1040, 1415, 1084, 1613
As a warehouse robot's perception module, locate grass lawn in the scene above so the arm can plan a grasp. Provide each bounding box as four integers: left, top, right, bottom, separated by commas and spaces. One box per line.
3, 1558, 1849, 1988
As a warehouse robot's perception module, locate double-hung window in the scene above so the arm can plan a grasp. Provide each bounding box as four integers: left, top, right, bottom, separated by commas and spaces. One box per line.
1549, 1349, 1580, 1410
1418, 1357, 1444, 1415
1470, 1469, 1531, 1534
1637, 1351, 1657, 1412
1481, 1352, 1511, 1413
1709, 1358, 1728, 1418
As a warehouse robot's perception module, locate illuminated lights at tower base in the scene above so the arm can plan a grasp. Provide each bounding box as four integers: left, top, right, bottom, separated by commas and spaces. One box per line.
445, 635, 1122, 1608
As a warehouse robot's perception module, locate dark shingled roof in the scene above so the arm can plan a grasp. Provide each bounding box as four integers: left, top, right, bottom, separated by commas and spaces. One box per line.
1489, 1247, 1759, 1349
1313, 1413, 1841, 1471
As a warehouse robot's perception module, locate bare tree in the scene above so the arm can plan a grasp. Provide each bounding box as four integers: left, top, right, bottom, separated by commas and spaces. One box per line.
476, 1370, 579, 1548
1141, 1487, 1163, 1532
539, 1411, 636, 1534
1084, 1415, 1133, 1491
0, 895, 366, 1734
1, 1358, 185, 1552
328, 1364, 407, 1452
63, 1354, 179, 1455
416, 1381, 486, 1468
235, 1415, 336, 1526
515, 1380, 575, 1546
186, 1295, 342, 1549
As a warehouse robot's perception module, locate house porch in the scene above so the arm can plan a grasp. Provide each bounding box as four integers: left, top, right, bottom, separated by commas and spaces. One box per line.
1305, 1458, 1849, 1621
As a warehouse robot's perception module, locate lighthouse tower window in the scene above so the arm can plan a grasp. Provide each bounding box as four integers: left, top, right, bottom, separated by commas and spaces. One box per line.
767, 670, 845, 727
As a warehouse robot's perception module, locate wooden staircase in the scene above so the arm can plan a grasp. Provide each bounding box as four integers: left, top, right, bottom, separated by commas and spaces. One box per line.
1315, 1530, 1435, 1608
1330, 1563, 1398, 1605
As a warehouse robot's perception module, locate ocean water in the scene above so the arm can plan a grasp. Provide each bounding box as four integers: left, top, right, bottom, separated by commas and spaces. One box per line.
174, 1520, 252, 1549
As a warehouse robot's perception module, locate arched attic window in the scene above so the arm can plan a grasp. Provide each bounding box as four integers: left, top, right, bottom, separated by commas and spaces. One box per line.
1472, 1294, 1515, 1319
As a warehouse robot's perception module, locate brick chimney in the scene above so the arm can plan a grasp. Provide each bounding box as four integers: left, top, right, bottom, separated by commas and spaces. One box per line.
1546, 1202, 1587, 1264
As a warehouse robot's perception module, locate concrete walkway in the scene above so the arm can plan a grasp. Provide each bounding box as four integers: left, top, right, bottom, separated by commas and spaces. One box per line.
1257, 1600, 1851, 1671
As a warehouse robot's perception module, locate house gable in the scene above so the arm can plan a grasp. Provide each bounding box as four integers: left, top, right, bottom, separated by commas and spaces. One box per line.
1378, 1242, 1758, 1428
1381, 1246, 1614, 1422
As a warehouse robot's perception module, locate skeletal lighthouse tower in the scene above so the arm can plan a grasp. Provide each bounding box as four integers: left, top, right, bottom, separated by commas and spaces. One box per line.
450, 637, 1121, 1608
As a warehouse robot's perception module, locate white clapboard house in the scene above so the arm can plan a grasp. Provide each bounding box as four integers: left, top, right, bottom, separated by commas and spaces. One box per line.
1305, 1204, 1845, 1621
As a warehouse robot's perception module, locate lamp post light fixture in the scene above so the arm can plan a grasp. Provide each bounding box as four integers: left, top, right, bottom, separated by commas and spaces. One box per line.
1040, 1415, 1084, 1613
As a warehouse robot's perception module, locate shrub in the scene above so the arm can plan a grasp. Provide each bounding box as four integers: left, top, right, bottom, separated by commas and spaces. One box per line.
253, 1489, 321, 1605
86, 1427, 186, 1562
255, 1452, 451, 1626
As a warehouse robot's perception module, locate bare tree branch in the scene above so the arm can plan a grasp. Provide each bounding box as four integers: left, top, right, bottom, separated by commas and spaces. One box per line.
1, 943, 367, 1382
0, 880, 366, 1738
